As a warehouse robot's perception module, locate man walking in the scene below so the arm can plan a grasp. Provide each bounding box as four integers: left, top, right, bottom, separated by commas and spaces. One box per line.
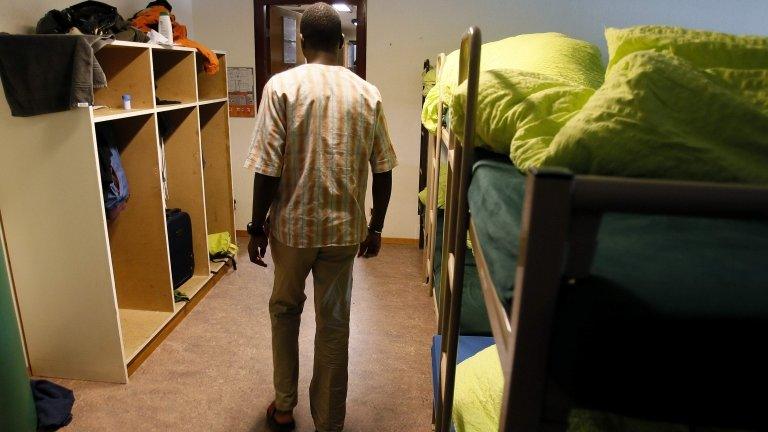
244, 3, 397, 431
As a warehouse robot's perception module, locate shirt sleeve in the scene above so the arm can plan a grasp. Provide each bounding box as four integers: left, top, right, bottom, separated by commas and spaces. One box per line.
370, 102, 398, 174
243, 80, 286, 177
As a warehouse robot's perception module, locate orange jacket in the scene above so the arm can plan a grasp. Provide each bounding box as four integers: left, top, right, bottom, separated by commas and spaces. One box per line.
131, 6, 219, 74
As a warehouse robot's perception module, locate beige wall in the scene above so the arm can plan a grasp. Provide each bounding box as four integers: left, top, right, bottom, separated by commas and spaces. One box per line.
0, 0, 195, 36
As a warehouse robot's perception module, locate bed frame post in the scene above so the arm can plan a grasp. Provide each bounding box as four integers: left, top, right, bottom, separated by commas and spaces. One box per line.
500, 168, 573, 431
423, 131, 438, 287
436, 26, 482, 432
424, 53, 447, 294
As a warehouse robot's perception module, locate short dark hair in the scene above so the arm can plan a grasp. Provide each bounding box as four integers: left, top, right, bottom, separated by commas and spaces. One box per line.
300, 2, 343, 52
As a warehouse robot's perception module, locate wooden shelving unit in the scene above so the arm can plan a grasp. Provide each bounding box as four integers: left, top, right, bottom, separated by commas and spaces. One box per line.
0, 41, 235, 383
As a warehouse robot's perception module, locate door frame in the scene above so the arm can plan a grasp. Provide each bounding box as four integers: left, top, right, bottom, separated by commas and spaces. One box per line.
254, 0, 368, 103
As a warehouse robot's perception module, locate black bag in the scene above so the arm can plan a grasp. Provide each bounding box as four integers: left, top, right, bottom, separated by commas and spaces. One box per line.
166, 208, 194, 289
37, 1, 127, 36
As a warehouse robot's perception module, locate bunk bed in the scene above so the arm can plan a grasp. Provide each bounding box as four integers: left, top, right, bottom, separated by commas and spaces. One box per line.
432, 27, 768, 432
421, 54, 494, 339
421, 31, 605, 336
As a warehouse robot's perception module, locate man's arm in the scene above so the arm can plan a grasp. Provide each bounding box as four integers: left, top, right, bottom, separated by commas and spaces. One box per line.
244, 78, 285, 267
361, 98, 397, 258
248, 173, 280, 267
251, 173, 280, 228
369, 170, 392, 232
359, 170, 392, 258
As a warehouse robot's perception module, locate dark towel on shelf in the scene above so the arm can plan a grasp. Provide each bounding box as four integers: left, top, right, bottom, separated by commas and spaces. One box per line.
0, 34, 108, 117
30, 379, 75, 431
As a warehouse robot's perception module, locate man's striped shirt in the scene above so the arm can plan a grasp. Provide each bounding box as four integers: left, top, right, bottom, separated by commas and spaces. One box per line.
244, 64, 398, 248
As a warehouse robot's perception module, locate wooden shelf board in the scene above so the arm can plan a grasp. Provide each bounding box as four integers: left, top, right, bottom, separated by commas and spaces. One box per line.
127, 264, 229, 376
106, 40, 152, 49
210, 261, 226, 273
198, 98, 228, 106
120, 309, 174, 363
110, 40, 196, 52
176, 275, 212, 302
150, 44, 196, 52
156, 102, 198, 112
93, 107, 154, 122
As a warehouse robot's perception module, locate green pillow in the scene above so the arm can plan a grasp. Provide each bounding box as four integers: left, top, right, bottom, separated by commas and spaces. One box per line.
450, 69, 594, 160
539, 50, 768, 183
418, 165, 447, 208
606, 25, 768, 72
606, 25, 768, 112
422, 32, 604, 133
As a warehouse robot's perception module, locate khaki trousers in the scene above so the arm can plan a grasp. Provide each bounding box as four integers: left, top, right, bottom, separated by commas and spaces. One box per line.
269, 237, 359, 432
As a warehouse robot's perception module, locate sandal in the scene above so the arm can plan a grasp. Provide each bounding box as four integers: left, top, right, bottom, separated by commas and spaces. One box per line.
266, 401, 296, 432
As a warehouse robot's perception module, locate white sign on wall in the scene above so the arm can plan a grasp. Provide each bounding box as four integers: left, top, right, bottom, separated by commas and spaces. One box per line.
283, 16, 297, 64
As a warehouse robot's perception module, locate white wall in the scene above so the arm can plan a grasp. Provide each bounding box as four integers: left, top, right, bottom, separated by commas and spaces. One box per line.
0, 0, 194, 36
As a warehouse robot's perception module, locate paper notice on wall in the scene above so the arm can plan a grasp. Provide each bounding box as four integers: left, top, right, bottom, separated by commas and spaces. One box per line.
227, 67, 255, 118
283, 16, 297, 64
283, 16, 297, 41
283, 40, 297, 64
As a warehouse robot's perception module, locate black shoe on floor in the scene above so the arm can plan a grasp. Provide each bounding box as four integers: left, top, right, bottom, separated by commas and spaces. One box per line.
266, 401, 295, 432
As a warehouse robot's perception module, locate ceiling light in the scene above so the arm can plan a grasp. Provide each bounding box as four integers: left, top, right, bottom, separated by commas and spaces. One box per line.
332, 3, 352, 12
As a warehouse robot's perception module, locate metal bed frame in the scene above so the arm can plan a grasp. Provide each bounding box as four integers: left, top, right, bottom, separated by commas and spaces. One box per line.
423, 53, 446, 292
434, 26, 768, 432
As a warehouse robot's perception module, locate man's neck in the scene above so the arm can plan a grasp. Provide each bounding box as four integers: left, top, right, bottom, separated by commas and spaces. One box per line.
306, 50, 338, 66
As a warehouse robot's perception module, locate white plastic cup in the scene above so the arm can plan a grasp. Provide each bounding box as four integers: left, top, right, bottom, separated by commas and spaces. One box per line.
122, 94, 132, 110
158, 12, 173, 44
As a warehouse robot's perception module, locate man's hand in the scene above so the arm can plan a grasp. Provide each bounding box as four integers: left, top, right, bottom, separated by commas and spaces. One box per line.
358, 230, 382, 258
248, 232, 269, 267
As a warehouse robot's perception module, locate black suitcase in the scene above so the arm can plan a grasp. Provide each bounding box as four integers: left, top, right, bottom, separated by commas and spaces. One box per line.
166, 208, 194, 289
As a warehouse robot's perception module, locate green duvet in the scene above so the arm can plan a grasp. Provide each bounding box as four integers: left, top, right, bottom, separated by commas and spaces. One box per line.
453, 345, 746, 432
539, 50, 768, 182
448, 26, 768, 183
421, 32, 604, 133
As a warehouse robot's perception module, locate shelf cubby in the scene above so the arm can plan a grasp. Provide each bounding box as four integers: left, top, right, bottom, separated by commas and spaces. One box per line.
120, 309, 173, 363
94, 45, 154, 114
200, 101, 236, 239
105, 114, 174, 313
159, 107, 211, 280
152, 48, 197, 104
197, 52, 228, 101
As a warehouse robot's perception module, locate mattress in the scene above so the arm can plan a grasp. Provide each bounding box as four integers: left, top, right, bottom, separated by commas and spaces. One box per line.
467, 158, 768, 427
432, 213, 492, 335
